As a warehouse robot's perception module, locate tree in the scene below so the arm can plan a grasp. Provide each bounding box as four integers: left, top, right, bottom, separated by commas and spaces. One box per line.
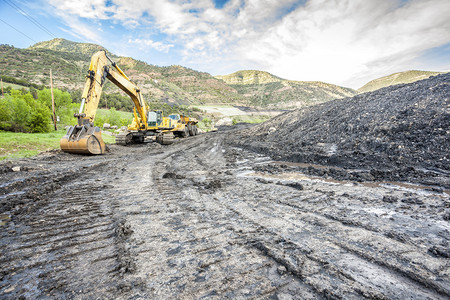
0, 89, 52, 133
0, 96, 12, 130
8, 90, 31, 132
28, 103, 51, 133
37, 88, 74, 125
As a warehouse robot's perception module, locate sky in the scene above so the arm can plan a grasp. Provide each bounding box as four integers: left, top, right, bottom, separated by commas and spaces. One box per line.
0, 0, 449, 89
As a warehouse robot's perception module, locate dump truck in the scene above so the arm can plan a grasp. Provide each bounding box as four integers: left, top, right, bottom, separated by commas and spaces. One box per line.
117, 111, 199, 145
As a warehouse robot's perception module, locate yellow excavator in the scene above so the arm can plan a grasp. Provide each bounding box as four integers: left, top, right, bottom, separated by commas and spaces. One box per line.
60, 50, 198, 154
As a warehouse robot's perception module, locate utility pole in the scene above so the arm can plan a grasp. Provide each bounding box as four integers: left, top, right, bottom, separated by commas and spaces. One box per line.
50, 69, 57, 131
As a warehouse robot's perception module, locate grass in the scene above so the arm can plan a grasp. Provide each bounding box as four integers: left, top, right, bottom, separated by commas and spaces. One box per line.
2, 82, 29, 90
0, 128, 115, 161
97, 108, 133, 120
232, 115, 271, 124
0, 130, 65, 160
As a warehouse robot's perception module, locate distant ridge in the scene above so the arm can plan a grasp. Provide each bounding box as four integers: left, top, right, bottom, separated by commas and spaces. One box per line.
216, 70, 357, 108
215, 70, 283, 85
29, 38, 109, 57
358, 70, 445, 93
2, 38, 366, 108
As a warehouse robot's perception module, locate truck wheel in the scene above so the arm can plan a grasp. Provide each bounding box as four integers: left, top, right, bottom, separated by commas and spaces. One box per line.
188, 124, 195, 136
193, 125, 198, 136
182, 127, 189, 137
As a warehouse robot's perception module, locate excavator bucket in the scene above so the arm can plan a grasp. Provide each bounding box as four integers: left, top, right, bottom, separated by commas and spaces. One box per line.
60, 125, 106, 155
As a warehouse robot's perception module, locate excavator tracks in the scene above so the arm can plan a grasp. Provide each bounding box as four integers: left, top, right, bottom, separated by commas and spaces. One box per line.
115, 131, 131, 145
156, 132, 174, 145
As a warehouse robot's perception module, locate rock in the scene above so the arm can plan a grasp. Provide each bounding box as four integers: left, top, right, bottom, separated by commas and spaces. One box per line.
111, 125, 118, 130
277, 265, 287, 275
283, 182, 304, 190
12, 166, 21, 172
428, 245, 450, 258
103, 123, 111, 129
268, 127, 276, 134
216, 117, 233, 126
359, 172, 375, 181
383, 196, 398, 203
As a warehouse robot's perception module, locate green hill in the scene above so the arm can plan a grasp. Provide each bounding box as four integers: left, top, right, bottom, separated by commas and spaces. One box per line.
1, 38, 356, 108
216, 70, 356, 108
1, 39, 241, 105
30, 38, 109, 57
358, 70, 445, 93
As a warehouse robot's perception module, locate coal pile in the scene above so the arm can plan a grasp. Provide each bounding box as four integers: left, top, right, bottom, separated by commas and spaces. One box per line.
232, 73, 449, 186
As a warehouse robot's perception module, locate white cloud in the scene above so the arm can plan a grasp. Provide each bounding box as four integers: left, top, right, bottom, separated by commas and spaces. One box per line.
46, 0, 450, 88
48, 0, 115, 20
128, 38, 174, 53
55, 12, 103, 43
237, 0, 450, 87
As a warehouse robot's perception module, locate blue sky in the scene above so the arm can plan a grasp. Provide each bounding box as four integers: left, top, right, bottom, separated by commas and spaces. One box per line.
0, 0, 449, 89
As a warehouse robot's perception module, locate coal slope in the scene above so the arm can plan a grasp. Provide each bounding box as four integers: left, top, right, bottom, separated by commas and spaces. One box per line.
232, 73, 449, 187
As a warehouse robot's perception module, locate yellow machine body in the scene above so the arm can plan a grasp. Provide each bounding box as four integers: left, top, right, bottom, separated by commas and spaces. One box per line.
60, 126, 106, 154
60, 51, 149, 154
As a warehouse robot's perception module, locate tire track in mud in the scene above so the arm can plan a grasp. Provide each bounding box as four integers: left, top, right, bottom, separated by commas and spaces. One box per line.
217, 152, 449, 299
0, 157, 135, 298
117, 135, 323, 299
1, 132, 448, 298
159, 133, 448, 299
221, 189, 447, 299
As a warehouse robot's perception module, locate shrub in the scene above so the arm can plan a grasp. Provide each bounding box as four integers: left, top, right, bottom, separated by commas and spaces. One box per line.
108, 108, 121, 126
1, 89, 52, 132
29, 106, 51, 133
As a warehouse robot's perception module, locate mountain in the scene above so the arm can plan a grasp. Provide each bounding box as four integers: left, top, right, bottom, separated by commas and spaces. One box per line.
358, 70, 445, 93
30, 38, 110, 57
1, 38, 241, 105
216, 70, 356, 109
1, 38, 355, 108
215, 70, 283, 84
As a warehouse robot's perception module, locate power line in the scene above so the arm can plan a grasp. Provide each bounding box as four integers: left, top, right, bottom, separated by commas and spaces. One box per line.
4, 0, 57, 39
4, 0, 56, 38
0, 18, 37, 43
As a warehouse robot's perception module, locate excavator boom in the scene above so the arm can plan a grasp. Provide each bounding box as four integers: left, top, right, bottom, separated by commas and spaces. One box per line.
60, 51, 148, 154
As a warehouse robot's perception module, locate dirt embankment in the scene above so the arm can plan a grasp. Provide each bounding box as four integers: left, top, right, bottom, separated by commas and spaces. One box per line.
231, 73, 449, 187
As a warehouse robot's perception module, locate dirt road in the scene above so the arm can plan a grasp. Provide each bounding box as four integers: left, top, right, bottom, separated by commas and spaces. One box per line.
1, 131, 449, 299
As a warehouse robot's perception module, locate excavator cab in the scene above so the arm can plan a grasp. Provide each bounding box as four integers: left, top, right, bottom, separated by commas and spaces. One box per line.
148, 110, 163, 127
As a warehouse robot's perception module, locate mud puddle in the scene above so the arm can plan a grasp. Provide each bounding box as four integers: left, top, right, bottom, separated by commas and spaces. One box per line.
244, 166, 450, 196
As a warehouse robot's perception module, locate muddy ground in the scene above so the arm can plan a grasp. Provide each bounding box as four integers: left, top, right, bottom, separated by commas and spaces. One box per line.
0, 129, 449, 299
